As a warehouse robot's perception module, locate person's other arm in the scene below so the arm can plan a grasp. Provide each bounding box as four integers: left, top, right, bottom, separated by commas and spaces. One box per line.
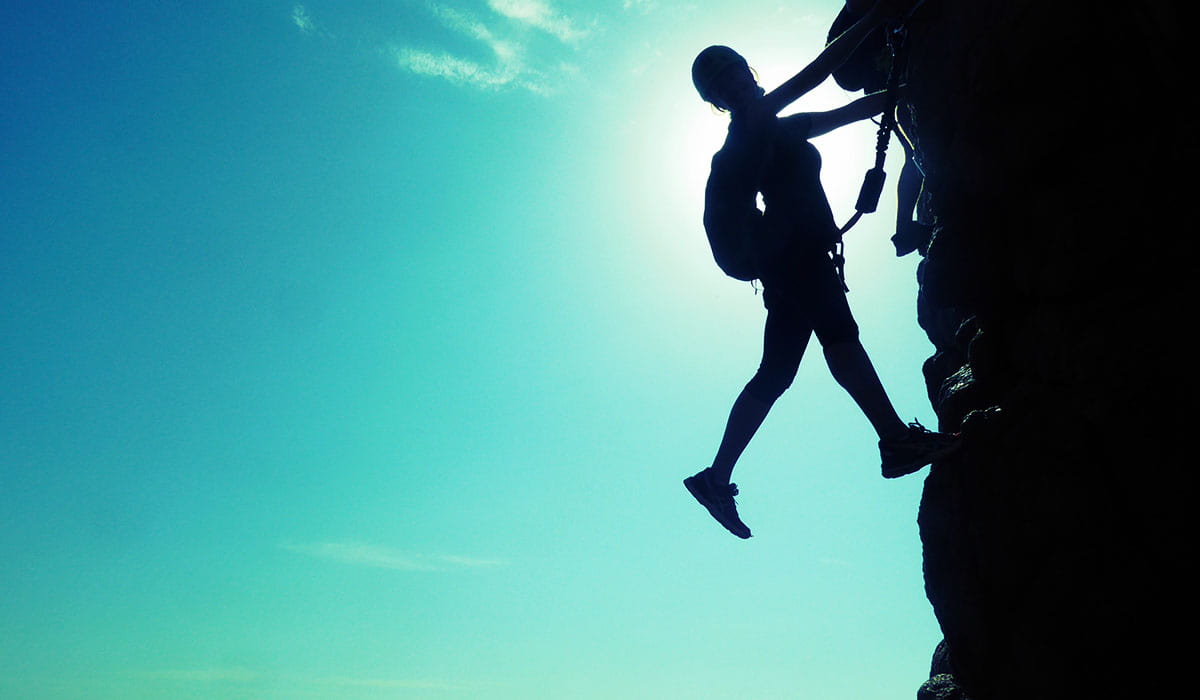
761, 0, 907, 116
801, 89, 890, 138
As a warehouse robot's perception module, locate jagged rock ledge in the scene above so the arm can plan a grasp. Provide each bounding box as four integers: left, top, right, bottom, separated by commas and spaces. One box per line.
901, 1, 1193, 698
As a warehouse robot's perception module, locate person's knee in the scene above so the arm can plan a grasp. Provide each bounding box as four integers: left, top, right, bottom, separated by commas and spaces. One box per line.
823, 338, 863, 356
823, 339, 872, 377
745, 367, 796, 403
815, 321, 860, 351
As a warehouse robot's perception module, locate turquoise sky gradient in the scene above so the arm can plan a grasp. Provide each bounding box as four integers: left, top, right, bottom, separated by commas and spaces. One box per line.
3, 2, 945, 697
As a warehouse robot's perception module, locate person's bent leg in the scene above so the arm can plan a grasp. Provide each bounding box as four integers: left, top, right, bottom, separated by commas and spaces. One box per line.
807, 255, 959, 477
823, 339, 907, 441
806, 255, 907, 441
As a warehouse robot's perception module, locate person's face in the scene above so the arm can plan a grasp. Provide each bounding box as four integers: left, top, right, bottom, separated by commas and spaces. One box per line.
710, 60, 761, 111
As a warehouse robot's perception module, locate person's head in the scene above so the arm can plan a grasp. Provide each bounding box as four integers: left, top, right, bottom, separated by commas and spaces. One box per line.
692, 45, 762, 112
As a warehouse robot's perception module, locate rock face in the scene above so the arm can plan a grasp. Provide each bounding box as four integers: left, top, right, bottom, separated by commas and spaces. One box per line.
900, 1, 1194, 698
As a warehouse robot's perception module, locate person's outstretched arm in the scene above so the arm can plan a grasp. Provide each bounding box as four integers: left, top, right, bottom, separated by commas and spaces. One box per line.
801, 89, 890, 138
761, 0, 906, 116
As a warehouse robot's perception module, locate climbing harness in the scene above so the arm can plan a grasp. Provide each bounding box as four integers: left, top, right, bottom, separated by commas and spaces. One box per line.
832, 22, 910, 292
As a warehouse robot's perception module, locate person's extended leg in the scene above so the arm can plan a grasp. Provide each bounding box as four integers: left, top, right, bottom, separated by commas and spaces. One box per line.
710, 302, 808, 484
707, 389, 773, 486
686, 300, 808, 538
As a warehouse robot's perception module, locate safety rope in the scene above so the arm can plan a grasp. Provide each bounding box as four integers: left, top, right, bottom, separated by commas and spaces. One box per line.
832, 23, 910, 292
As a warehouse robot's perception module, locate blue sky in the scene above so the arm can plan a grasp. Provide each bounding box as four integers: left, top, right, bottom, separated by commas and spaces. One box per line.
2, 2, 945, 697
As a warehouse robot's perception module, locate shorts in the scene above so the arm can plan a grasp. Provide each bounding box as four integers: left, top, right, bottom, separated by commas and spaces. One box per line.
744, 252, 860, 402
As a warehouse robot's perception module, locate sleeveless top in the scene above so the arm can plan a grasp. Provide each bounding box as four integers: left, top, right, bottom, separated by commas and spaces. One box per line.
757, 114, 840, 260
704, 110, 841, 282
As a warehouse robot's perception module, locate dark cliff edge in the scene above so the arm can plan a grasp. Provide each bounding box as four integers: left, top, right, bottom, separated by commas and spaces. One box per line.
902, 1, 1194, 698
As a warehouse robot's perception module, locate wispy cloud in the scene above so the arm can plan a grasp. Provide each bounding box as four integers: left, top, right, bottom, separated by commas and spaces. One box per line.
622, 0, 658, 11
134, 668, 481, 691
289, 1, 591, 94
392, 46, 520, 91
310, 676, 478, 690
390, 3, 529, 91
138, 668, 262, 683
487, 0, 590, 43
433, 553, 506, 568
430, 3, 521, 58
392, 1, 587, 94
291, 4, 314, 35
282, 541, 503, 571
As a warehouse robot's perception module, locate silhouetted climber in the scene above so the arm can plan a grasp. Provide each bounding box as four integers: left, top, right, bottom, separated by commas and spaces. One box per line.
826, 2, 932, 256
684, 0, 958, 539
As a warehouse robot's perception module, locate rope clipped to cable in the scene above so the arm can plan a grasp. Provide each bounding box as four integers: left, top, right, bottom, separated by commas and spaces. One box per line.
832, 24, 910, 292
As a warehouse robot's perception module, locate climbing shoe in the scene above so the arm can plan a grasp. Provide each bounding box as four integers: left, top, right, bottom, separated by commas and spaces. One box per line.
684, 468, 752, 539
879, 421, 960, 479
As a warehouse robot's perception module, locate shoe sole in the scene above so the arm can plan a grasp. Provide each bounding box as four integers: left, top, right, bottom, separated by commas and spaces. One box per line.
881, 439, 961, 479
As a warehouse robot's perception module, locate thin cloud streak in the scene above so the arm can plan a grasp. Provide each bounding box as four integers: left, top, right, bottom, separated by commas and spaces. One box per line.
383, 1, 584, 94
428, 2, 521, 60
137, 668, 262, 683
391, 46, 517, 90
487, 0, 590, 43
291, 4, 314, 35
397, 2, 530, 90
134, 668, 481, 691
290, 2, 588, 94
282, 541, 503, 571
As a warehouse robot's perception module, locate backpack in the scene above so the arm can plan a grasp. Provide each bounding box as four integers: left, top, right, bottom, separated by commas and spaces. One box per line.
703, 148, 764, 282
826, 7, 890, 93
